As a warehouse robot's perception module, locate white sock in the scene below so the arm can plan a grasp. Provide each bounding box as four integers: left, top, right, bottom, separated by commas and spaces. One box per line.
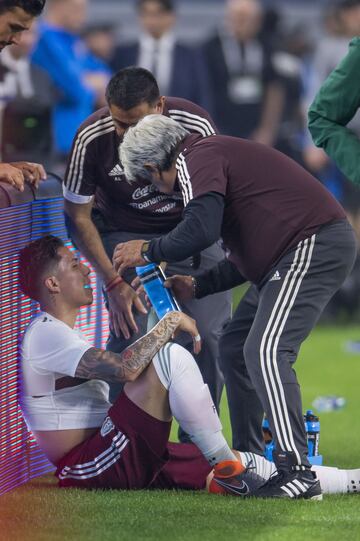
312, 465, 348, 494
344, 469, 360, 493
239, 452, 276, 481
153, 343, 237, 467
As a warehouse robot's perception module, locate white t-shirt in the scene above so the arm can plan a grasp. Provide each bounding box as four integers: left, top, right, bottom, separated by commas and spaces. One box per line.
20, 312, 111, 431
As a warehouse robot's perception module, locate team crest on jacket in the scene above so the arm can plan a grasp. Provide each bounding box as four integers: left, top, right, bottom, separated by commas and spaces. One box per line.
101, 416, 115, 437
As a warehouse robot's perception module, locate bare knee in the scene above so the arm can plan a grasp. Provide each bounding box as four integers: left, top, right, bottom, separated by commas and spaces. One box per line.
124, 362, 171, 421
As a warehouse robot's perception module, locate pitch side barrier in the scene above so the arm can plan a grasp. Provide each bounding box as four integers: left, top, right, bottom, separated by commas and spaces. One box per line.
0, 176, 109, 495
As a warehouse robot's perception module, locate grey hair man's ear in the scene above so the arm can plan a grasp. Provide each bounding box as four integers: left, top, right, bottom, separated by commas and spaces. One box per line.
144, 164, 159, 175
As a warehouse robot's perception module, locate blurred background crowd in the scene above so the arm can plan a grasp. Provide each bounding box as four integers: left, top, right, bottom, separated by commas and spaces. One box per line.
1, 0, 360, 321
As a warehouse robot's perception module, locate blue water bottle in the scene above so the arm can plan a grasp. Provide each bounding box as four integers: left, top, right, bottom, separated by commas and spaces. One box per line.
262, 416, 275, 462
304, 410, 323, 466
135, 264, 180, 319
262, 411, 323, 465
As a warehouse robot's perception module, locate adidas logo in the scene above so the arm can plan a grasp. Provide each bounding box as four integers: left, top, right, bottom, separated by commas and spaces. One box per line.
269, 270, 281, 282
108, 164, 124, 179
281, 480, 310, 498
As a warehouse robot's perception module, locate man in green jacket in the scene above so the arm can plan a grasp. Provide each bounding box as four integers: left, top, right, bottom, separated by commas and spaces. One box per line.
308, 36, 360, 185
309, 35, 360, 350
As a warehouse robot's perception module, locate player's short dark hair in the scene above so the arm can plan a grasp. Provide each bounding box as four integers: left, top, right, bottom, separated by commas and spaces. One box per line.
137, 0, 174, 13
19, 235, 64, 302
0, 0, 46, 16
106, 67, 160, 111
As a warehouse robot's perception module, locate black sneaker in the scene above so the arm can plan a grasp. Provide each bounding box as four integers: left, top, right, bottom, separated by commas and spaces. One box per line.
254, 469, 323, 500
208, 459, 265, 497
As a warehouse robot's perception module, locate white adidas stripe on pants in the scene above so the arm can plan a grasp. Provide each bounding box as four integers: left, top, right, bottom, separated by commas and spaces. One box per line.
259, 235, 316, 465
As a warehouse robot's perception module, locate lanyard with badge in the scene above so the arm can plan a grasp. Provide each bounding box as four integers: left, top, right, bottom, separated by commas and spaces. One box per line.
219, 30, 264, 104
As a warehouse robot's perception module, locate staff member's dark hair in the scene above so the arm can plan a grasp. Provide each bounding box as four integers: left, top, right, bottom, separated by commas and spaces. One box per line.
0, 0, 46, 16
106, 67, 160, 111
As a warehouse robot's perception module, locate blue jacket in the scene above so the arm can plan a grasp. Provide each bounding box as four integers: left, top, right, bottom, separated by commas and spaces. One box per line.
32, 23, 110, 154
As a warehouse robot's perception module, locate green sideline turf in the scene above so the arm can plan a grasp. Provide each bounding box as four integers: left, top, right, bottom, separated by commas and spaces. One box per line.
1, 325, 360, 541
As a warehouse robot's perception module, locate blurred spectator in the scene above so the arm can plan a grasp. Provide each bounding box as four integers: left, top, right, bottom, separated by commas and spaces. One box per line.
111, 0, 211, 109
201, 0, 285, 145
32, 0, 111, 159
259, 5, 282, 48
0, 23, 56, 167
271, 24, 315, 163
0, 0, 47, 193
304, 1, 360, 322
83, 23, 116, 68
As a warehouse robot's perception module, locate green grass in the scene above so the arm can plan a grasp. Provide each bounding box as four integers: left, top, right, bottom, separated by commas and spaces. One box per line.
1, 324, 360, 541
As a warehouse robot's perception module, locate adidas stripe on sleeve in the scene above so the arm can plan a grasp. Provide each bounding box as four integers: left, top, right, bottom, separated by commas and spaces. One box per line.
168, 109, 216, 137
63, 115, 115, 203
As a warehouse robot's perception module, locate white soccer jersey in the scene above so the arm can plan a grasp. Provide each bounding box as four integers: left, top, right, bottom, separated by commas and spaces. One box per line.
20, 312, 111, 431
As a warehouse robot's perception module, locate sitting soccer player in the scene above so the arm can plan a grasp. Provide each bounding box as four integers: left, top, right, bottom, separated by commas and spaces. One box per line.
19, 234, 262, 494
18, 235, 360, 498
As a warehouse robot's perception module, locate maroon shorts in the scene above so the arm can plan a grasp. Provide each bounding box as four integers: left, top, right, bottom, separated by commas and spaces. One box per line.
56, 392, 212, 490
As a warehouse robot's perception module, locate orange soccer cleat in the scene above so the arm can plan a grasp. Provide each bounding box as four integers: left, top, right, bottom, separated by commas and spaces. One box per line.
208, 459, 264, 497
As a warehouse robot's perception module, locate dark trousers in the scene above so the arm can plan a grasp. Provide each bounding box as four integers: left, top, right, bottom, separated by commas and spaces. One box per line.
101, 230, 232, 425
220, 220, 356, 468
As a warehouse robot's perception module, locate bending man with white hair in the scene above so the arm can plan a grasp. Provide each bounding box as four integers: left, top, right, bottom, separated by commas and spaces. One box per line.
113, 114, 356, 499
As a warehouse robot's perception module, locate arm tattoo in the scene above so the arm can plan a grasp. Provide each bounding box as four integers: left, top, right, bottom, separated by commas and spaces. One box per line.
75, 311, 182, 382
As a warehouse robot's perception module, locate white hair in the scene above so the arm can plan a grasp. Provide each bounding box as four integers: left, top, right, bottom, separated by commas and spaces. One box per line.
119, 114, 189, 183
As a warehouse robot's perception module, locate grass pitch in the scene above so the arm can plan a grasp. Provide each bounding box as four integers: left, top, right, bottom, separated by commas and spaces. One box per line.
1, 324, 360, 541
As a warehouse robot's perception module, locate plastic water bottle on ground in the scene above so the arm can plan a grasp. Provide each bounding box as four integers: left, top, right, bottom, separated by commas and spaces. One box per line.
304, 410, 323, 465
263, 411, 323, 464
312, 396, 346, 413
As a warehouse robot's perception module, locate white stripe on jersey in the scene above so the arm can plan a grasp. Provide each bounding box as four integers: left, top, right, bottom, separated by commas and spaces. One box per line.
171, 119, 208, 138
66, 116, 115, 193
62, 185, 94, 204
168, 109, 215, 137
176, 153, 193, 206
66, 107, 213, 196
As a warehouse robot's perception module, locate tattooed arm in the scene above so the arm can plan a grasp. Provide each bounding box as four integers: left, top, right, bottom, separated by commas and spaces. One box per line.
75, 311, 200, 382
